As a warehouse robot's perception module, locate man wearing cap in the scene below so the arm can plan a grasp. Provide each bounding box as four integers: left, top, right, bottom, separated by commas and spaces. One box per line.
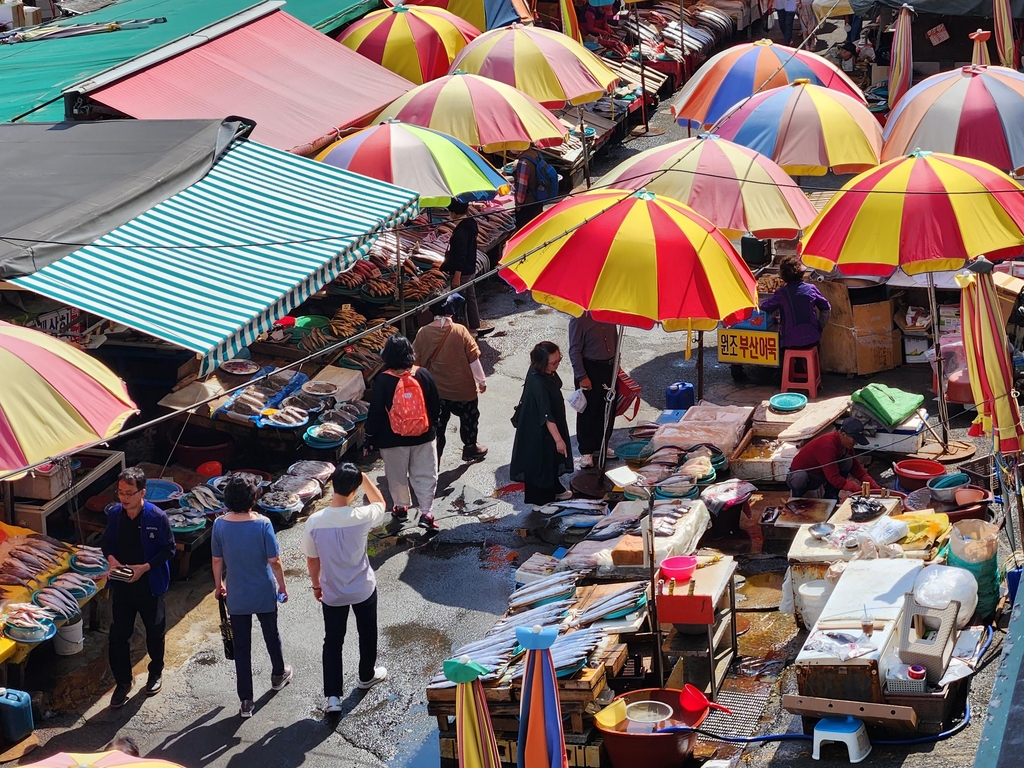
413, 293, 488, 463
786, 418, 881, 499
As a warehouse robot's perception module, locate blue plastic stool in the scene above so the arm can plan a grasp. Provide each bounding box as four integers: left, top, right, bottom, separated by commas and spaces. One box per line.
813, 716, 871, 763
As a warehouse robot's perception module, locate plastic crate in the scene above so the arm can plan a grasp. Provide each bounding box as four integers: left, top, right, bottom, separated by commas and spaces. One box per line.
885, 676, 927, 694
960, 455, 997, 490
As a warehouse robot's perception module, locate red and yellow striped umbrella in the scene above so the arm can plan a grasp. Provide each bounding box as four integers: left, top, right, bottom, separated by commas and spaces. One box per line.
994, 0, 1016, 68
444, 657, 501, 768
888, 5, 914, 110
338, 6, 480, 85
376, 72, 566, 152
958, 265, 1023, 454
449, 24, 616, 107
25, 752, 181, 768
499, 189, 758, 332
800, 151, 1024, 276
0, 322, 137, 475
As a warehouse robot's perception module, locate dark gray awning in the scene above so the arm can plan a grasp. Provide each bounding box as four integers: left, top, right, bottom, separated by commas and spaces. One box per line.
850, 0, 1024, 18
0, 118, 243, 278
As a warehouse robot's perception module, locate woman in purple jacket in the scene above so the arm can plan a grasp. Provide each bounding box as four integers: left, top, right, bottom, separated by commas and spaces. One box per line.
760, 256, 831, 352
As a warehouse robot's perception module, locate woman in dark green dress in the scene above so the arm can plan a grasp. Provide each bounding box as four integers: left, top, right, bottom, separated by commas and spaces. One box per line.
510, 341, 574, 507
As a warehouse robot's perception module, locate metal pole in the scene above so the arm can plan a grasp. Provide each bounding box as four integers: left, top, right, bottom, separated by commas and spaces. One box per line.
578, 105, 592, 189
697, 330, 705, 402
396, 229, 407, 336
598, 326, 625, 473
646, 488, 665, 688
635, 5, 650, 133
928, 273, 950, 448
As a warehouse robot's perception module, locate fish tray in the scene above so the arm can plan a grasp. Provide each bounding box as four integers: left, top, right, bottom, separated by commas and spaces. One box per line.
508, 663, 607, 701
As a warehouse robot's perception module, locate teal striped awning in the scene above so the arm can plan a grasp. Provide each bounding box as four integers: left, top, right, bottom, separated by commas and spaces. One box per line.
14, 140, 418, 375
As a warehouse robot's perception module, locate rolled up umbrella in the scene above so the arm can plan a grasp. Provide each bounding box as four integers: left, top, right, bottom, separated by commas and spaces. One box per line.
970, 29, 992, 65
888, 4, 914, 110
516, 625, 567, 768
994, 0, 1016, 67
957, 262, 1023, 455
444, 656, 502, 768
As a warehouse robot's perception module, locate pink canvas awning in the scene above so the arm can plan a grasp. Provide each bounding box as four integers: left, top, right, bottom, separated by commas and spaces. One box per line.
88, 11, 414, 155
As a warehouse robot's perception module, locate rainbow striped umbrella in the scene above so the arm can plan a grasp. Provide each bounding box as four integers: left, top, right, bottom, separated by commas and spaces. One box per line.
596, 135, 818, 238
882, 65, 1024, 174
888, 5, 914, 110
516, 626, 565, 768
800, 151, 1024, 276
376, 72, 566, 152
337, 6, 480, 85
449, 24, 616, 107
499, 189, 757, 332
385, 0, 524, 32
0, 322, 136, 475
670, 39, 864, 129
994, 0, 1016, 67
444, 656, 501, 768
957, 264, 1023, 455
559, 0, 582, 44
315, 121, 508, 207
715, 80, 882, 176
970, 29, 992, 65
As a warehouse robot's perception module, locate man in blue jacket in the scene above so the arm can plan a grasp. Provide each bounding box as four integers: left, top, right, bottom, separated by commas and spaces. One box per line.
102, 467, 176, 708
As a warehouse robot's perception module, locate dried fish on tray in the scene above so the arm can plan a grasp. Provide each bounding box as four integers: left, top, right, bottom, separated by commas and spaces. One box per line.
508, 571, 584, 612
268, 475, 321, 502
287, 461, 335, 484
569, 583, 648, 627
506, 626, 606, 679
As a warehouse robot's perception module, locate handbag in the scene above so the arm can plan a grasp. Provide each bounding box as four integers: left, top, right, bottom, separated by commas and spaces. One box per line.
614, 369, 642, 421
218, 595, 234, 660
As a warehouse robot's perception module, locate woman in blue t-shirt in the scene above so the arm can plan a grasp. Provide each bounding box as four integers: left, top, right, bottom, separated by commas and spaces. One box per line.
212, 475, 292, 718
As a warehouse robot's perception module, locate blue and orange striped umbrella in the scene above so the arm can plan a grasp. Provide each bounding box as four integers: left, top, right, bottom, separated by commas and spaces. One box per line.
715, 80, 881, 176
800, 151, 1024, 276
516, 626, 566, 768
958, 265, 1023, 455
888, 5, 914, 110
338, 6, 480, 85
670, 39, 864, 129
444, 656, 501, 768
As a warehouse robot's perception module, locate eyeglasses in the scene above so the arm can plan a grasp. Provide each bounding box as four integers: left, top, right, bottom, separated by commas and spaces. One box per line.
116, 488, 143, 499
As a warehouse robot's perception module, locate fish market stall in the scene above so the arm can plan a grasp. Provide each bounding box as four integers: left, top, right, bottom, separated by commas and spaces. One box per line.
0, 521, 109, 682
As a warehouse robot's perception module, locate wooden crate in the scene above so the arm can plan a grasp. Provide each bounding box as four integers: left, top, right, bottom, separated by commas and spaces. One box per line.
440, 729, 607, 768
884, 677, 968, 735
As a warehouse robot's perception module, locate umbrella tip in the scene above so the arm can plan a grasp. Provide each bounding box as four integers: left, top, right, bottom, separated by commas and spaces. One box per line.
908, 149, 932, 158
634, 189, 656, 201
792, 78, 811, 86
460, 654, 471, 664
532, 624, 543, 633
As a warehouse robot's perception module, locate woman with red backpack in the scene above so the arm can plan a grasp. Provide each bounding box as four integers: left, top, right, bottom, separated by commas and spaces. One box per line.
365, 336, 442, 532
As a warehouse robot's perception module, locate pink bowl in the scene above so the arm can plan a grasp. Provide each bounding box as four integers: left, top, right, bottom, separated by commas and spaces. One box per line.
661, 556, 698, 582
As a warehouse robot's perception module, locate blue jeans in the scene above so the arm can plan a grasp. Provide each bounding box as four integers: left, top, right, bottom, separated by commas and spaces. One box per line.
229, 610, 285, 701
777, 10, 796, 45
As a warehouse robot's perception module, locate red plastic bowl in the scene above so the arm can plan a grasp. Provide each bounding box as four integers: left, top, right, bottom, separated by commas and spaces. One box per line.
660, 556, 698, 582
893, 459, 946, 491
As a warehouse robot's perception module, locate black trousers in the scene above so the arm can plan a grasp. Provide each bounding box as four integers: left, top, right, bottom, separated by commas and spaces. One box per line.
575, 358, 615, 455
109, 584, 165, 686
458, 273, 481, 331
516, 202, 543, 230
322, 590, 378, 696
229, 611, 286, 701
524, 480, 565, 506
437, 398, 480, 457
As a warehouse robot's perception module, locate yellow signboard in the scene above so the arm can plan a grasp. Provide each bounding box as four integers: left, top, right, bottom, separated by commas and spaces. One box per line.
718, 329, 780, 366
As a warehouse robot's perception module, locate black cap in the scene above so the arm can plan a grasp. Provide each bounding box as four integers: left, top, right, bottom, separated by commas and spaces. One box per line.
840, 417, 869, 445
430, 293, 465, 316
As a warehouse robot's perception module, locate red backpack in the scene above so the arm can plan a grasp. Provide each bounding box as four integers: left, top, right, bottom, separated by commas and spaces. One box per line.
387, 367, 430, 437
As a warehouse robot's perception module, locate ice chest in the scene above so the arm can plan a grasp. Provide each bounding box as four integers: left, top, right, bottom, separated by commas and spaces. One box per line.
0, 688, 34, 744
796, 560, 922, 704
13, 462, 73, 500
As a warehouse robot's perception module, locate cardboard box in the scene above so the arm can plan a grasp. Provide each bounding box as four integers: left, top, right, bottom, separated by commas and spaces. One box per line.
820, 325, 896, 375
993, 270, 1024, 326
817, 282, 894, 334
0, 1, 25, 28
903, 333, 930, 363
13, 462, 73, 500
23, 4, 38, 24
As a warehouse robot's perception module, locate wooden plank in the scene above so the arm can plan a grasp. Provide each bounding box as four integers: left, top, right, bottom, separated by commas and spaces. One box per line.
783, 694, 918, 729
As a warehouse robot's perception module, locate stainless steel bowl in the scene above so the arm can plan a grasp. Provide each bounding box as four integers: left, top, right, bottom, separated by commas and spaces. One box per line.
809, 522, 835, 540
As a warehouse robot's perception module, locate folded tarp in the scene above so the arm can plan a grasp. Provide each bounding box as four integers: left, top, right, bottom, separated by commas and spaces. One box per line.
851, 383, 925, 430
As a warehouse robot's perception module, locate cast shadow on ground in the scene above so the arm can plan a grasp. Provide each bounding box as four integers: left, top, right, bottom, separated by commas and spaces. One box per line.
17, 693, 149, 761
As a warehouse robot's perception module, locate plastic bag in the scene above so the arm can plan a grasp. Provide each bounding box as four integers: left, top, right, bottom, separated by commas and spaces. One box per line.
864, 517, 910, 546
780, 568, 795, 614
805, 630, 877, 661
950, 519, 999, 563
914, 565, 978, 629
568, 388, 587, 414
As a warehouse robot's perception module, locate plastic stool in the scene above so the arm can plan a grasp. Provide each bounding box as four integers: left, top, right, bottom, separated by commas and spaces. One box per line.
812, 716, 872, 763
781, 348, 822, 398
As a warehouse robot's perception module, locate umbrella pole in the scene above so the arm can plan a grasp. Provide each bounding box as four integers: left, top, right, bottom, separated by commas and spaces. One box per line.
598, 326, 625, 473
928, 273, 950, 448
697, 330, 705, 402
630, 6, 664, 137
646, 488, 665, 688
578, 106, 592, 189
397, 229, 407, 336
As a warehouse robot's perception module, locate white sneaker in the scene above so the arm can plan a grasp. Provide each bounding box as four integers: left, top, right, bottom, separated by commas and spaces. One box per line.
325, 696, 342, 713
579, 454, 594, 468
554, 490, 573, 501
357, 666, 388, 690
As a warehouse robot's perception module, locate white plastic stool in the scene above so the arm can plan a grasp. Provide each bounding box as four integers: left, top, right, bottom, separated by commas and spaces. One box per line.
812, 716, 872, 763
